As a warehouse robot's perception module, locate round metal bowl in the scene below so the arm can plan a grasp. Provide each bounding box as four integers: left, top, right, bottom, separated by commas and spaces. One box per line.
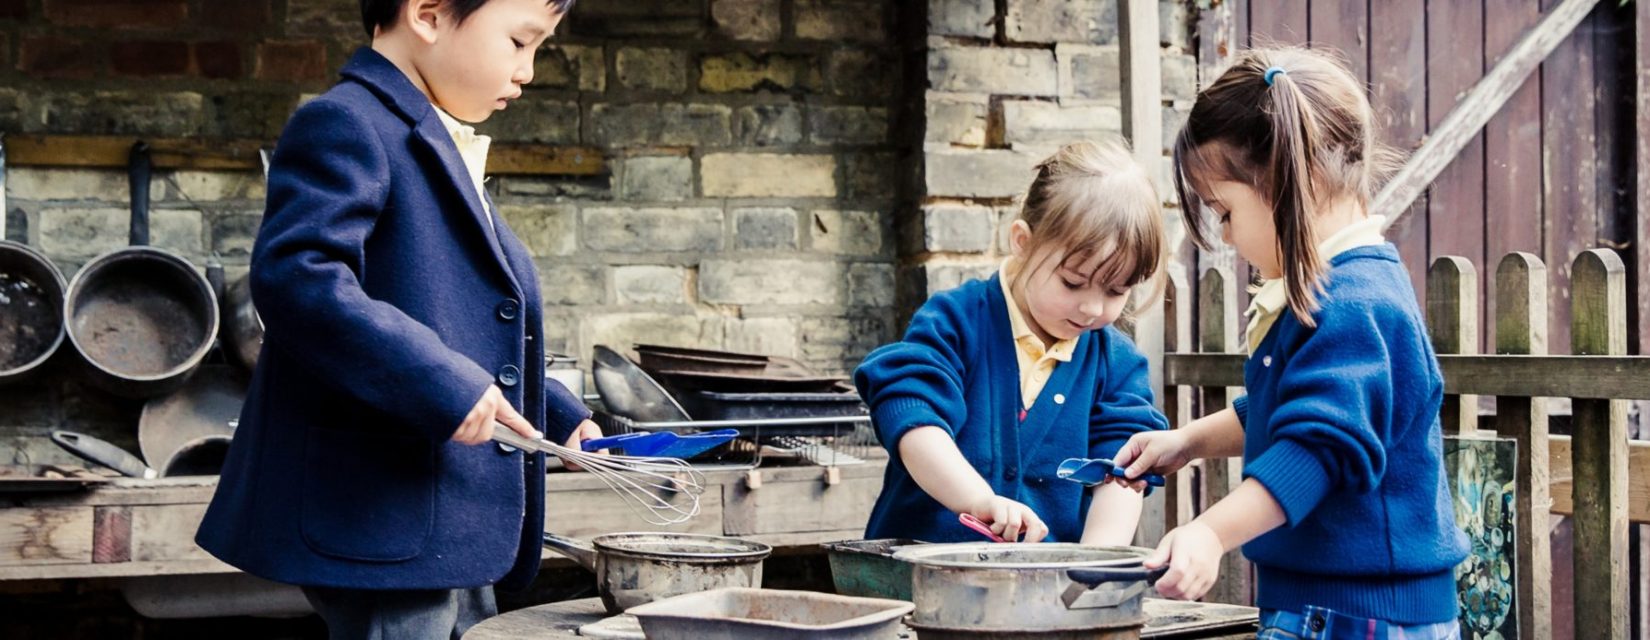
0, 240, 68, 383
894, 543, 1157, 635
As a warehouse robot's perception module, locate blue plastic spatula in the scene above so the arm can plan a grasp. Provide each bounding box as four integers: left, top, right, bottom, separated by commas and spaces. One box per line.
1056, 457, 1166, 497
580, 429, 739, 459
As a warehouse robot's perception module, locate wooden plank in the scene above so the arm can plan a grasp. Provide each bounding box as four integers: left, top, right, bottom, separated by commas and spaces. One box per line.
1247, 0, 1305, 45
1199, 267, 1249, 606
130, 504, 212, 563
1567, 249, 1630, 636
0, 558, 238, 581
1428, 257, 1480, 434
1541, 0, 1602, 355
1374, 0, 1602, 231
0, 507, 93, 567
1484, 0, 1548, 355
1167, 352, 1650, 400
1118, 0, 1165, 429
1307, 0, 1368, 83
721, 474, 880, 536
3, 134, 605, 176
1492, 252, 1552, 640
1152, 266, 1192, 542
1548, 436, 1649, 523
1368, 0, 1430, 302
1638, 0, 1650, 363
1424, 0, 1487, 349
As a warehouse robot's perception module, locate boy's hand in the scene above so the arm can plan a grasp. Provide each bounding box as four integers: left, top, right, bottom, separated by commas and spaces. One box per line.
1113, 430, 1193, 482
454, 385, 541, 445
560, 419, 605, 472
1144, 521, 1223, 600
966, 495, 1049, 543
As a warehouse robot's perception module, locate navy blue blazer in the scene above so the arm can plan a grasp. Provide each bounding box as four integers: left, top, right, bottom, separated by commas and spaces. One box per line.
197, 48, 590, 591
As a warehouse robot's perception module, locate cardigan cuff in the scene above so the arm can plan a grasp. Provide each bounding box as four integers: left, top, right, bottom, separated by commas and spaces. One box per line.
1243, 437, 1334, 526
1231, 395, 1249, 428
871, 397, 951, 453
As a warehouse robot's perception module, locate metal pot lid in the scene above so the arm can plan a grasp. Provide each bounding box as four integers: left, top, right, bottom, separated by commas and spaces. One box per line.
893, 542, 1150, 570
592, 532, 772, 560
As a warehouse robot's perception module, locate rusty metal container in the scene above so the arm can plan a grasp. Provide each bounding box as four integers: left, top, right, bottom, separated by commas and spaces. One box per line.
542, 532, 770, 615
626, 587, 912, 640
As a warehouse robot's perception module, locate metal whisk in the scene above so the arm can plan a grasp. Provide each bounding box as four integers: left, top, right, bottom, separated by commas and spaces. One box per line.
492, 425, 707, 526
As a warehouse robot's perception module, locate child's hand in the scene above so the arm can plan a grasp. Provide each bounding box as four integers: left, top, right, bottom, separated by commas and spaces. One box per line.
561, 419, 605, 472
455, 385, 541, 446
1143, 520, 1223, 600
1113, 430, 1193, 482
966, 495, 1049, 542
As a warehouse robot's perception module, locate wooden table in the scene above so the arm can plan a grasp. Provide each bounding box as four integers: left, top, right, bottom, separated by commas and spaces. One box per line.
463, 596, 1259, 640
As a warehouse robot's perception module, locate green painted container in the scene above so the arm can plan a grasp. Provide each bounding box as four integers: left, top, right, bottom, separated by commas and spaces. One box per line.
821, 538, 924, 602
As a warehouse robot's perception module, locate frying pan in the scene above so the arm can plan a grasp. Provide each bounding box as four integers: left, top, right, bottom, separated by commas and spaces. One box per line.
138, 364, 243, 475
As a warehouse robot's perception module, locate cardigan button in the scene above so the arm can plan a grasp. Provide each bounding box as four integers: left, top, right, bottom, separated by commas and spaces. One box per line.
1006, 467, 1018, 480
1053, 393, 1065, 405
1262, 355, 1272, 367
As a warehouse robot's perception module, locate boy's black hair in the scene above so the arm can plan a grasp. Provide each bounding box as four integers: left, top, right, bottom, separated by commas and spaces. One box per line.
361, 0, 577, 38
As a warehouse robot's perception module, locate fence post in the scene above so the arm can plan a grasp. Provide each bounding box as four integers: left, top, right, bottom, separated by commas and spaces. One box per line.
1198, 266, 1250, 605
1494, 252, 1551, 640
1158, 265, 1194, 538
1568, 249, 1629, 636
1428, 256, 1480, 434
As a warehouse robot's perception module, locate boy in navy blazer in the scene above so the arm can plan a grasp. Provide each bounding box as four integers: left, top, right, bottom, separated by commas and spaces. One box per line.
196, 1, 597, 637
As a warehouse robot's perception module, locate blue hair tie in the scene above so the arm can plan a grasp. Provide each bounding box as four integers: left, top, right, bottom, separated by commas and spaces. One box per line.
1264, 66, 1287, 86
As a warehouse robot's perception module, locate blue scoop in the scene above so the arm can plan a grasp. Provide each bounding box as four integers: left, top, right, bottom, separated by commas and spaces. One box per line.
580, 429, 739, 459
1056, 457, 1166, 497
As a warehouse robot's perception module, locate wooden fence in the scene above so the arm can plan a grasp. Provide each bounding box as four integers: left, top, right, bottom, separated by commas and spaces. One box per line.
1159, 249, 1648, 639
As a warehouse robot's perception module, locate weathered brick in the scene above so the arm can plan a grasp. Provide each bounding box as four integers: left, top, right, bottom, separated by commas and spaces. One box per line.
582, 207, 723, 253
20, 36, 101, 79
925, 95, 988, 147
498, 203, 578, 257
615, 47, 688, 93
1161, 1, 1192, 52
914, 204, 994, 253
612, 265, 687, 305
167, 171, 265, 202
809, 210, 883, 256
533, 45, 604, 92
702, 154, 835, 198
44, 0, 186, 28
210, 212, 262, 257
723, 317, 798, 357
3, 207, 26, 243
797, 313, 892, 372
285, 0, 359, 36
1161, 52, 1198, 102
499, 175, 613, 201
700, 52, 822, 93
929, 0, 995, 38
202, 91, 297, 139
1162, 104, 1189, 156
567, 0, 703, 37
849, 262, 896, 307
194, 41, 244, 80
0, 0, 26, 19
795, 0, 884, 42
582, 313, 722, 354
38, 207, 202, 257
733, 207, 798, 250
918, 262, 997, 297
924, 149, 1040, 199
735, 104, 803, 146
928, 45, 1056, 96
42, 91, 204, 136
996, 204, 1018, 254
699, 259, 845, 306
484, 97, 579, 143
711, 0, 780, 41
6, 168, 150, 202
826, 48, 896, 98
1059, 44, 1120, 101
110, 41, 190, 77
538, 263, 606, 306
256, 41, 327, 83
590, 103, 732, 148
619, 155, 693, 202
0, 89, 20, 135
844, 152, 900, 203
1001, 100, 1122, 147
1004, 0, 1116, 44
200, 0, 272, 31
809, 106, 888, 145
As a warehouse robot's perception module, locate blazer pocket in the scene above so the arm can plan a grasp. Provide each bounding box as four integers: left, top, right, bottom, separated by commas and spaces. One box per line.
300, 425, 435, 562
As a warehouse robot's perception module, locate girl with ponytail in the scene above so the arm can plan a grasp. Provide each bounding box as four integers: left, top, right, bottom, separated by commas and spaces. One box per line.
1113, 47, 1469, 637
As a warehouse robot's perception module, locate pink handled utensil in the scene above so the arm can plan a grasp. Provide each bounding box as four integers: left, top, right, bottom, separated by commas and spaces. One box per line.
958, 512, 1007, 542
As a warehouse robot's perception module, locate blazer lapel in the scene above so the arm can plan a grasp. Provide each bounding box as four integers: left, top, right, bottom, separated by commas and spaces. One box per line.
411, 113, 522, 295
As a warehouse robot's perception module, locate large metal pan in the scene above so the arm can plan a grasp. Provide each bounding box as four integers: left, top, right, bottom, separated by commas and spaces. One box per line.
138, 364, 243, 474
542, 531, 770, 614
592, 345, 691, 423
50, 429, 228, 478
64, 142, 219, 398
0, 135, 70, 385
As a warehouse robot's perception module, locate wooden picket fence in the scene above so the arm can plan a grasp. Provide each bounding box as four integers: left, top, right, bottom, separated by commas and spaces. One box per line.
1158, 249, 1648, 639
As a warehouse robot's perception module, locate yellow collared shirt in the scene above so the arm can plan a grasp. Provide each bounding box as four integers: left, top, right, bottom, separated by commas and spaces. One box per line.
999, 261, 1078, 409
1244, 214, 1389, 352
433, 107, 494, 231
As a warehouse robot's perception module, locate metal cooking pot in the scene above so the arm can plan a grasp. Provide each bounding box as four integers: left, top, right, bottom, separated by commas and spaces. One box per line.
893, 543, 1165, 636
0, 136, 70, 386
545, 352, 582, 399
221, 274, 262, 373
138, 365, 243, 474
542, 531, 770, 615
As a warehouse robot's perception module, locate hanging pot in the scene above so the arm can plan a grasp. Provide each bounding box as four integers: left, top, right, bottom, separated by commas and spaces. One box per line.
63, 142, 219, 398
0, 136, 70, 385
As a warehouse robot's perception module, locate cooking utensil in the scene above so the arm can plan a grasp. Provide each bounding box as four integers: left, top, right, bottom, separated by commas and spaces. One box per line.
545, 352, 583, 399
894, 543, 1162, 636
0, 134, 72, 386
64, 142, 219, 398
958, 513, 1007, 542
821, 538, 923, 601
222, 274, 263, 373
138, 364, 243, 473
1056, 458, 1165, 497
541, 531, 771, 615
492, 424, 705, 525
685, 390, 867, 436
634, 343, 816, 377
592, 345, 691, 423
649, 367, 849, 396
579, 428, 737, 459
626, 587, 912, 640
51, 429, 228, 478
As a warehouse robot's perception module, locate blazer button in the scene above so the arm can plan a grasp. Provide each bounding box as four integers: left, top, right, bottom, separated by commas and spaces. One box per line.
498, 365, 521, 387
497, 299, 520, 321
